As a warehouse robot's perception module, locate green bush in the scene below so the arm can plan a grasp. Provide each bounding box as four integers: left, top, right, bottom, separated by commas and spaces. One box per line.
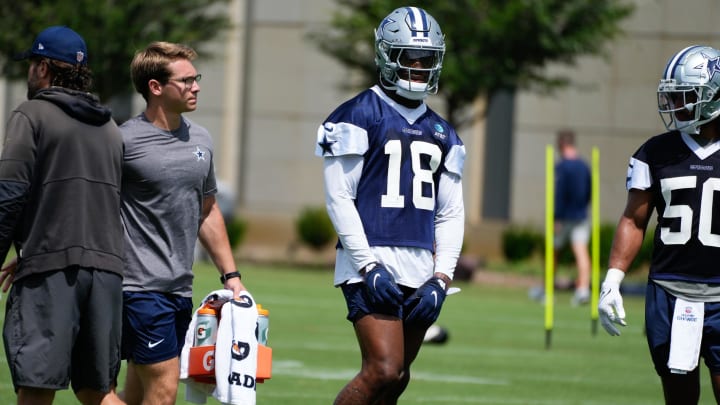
226, 217, 247, 249
594, 222, 655, 273
501, 226, 543, 262
503, 222, 653, 273
552, 223, 614, 267
556, 243, 575, 265
597, 222, 616, 269
296, 206, 336, 250
560, 222, 653, 273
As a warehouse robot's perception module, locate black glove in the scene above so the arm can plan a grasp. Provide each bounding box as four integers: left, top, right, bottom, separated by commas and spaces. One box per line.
404, 277, 447, 328
363, 263, 403, 308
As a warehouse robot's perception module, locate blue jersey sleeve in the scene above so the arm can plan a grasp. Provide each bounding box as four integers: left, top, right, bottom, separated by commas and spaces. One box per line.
315, 92, 376, 158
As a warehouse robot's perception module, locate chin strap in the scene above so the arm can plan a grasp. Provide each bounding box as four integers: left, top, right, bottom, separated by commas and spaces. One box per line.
396, 87, 428, 100
395, 78, 431, 100
378, 76, 430, 101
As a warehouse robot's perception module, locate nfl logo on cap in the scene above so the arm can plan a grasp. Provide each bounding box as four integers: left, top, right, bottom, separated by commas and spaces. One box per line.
17, 26, 88, 66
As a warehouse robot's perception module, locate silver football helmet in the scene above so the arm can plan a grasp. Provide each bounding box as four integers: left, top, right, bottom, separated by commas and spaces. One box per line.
658, 45, 720, 134
375, 7, 445, 100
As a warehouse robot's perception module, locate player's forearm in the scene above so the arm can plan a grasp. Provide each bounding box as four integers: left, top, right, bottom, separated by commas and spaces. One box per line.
434, 172, 464, 280
608, 188, 652, 271
323, 157, 376, 271
608, 215, 645, 271
435, 223, 463, 280
198, 205, 237, 274
326, 195, 376, 271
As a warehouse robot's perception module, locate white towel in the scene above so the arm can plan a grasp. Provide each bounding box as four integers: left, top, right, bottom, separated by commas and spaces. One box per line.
180, 289, 236, 404
667, 298, 704, 374
212, 292, 259, 405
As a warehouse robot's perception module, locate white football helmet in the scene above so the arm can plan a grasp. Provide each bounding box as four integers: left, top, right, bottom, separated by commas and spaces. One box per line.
375, 7, 445, 100
658, 45, 720, 134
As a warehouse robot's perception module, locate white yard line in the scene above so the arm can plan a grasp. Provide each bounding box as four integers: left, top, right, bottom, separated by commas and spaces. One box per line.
270, 360, 509, 385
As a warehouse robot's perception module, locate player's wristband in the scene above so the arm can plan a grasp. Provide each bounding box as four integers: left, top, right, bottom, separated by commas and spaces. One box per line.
605, 268, 625, 285
220, 271, 241, 284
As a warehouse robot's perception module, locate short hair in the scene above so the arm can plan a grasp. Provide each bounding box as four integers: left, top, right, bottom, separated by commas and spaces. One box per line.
556, 129, 576, 147
130, 41, 197, 101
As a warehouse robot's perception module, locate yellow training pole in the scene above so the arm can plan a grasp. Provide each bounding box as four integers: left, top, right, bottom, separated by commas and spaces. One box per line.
545, 145, 555, 349
591, 147, 601, 335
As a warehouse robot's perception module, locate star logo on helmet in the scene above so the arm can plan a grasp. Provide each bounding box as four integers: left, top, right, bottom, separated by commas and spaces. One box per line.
380, 17, 397, 33
707, 56, 720, 80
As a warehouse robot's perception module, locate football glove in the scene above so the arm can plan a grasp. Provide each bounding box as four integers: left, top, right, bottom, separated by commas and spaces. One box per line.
404, 277, 447, 328
363, 263, 403, 308
598, 268, 627, 336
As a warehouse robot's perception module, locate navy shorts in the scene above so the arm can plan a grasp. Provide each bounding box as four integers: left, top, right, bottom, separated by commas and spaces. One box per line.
122, 291, 193, 364
340, 282, 416, 323
646, 281, 720, 375
3, 268, 122, 393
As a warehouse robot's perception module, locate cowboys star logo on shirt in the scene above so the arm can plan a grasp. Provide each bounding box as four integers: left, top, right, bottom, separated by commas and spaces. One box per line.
193, 146, 206, 161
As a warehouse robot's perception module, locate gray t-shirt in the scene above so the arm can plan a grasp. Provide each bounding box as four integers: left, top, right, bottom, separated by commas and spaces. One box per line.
120, 114, 217, 297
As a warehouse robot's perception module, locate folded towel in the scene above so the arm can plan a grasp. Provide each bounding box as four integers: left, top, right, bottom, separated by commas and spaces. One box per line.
213, 292, 259, 404
178, 289, 259, 404
180, 290, 235, 403
667, 298, 704, 374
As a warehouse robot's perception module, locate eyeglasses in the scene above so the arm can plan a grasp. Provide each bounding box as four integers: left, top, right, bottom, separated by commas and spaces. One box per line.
168, 74, 202, 89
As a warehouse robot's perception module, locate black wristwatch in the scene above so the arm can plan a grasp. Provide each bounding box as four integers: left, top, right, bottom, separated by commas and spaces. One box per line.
220, 271, 241, 284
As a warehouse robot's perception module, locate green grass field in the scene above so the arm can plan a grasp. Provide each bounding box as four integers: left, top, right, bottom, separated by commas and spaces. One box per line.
0, 262, 715, 404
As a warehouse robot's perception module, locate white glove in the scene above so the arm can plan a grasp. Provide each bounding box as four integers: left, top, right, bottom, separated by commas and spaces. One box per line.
598, 268, 627, 336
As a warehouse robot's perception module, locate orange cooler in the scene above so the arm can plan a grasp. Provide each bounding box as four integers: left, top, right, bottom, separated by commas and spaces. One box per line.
187, 343, 273, 383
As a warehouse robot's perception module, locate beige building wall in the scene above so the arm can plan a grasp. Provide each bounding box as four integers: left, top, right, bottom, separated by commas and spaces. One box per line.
133, 0, 720, 259
188, 0, 355, 252
512, 0, 720, 230
4, 0, 720, 260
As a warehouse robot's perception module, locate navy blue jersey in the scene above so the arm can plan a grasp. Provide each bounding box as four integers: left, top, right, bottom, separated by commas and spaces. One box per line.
555, 158, 591, 221
316, 87, 464, 251
629, 131, 720, 283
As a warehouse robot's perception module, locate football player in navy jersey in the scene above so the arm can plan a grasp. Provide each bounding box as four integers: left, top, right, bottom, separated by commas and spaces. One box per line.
599, 45, 720, 404
315, 6, 465, 404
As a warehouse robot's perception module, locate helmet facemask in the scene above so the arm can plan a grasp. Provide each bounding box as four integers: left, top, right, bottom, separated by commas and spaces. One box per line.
658, 83, 703, 134
380, 46, 444, 100
658, 45, 720, 134
374, 7, 445, 100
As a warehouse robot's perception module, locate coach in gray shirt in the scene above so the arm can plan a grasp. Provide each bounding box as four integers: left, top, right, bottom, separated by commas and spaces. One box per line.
118, 41, 247, 405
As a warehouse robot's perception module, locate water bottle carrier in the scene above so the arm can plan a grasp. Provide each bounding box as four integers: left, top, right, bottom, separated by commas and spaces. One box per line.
187, 343, 273, 383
